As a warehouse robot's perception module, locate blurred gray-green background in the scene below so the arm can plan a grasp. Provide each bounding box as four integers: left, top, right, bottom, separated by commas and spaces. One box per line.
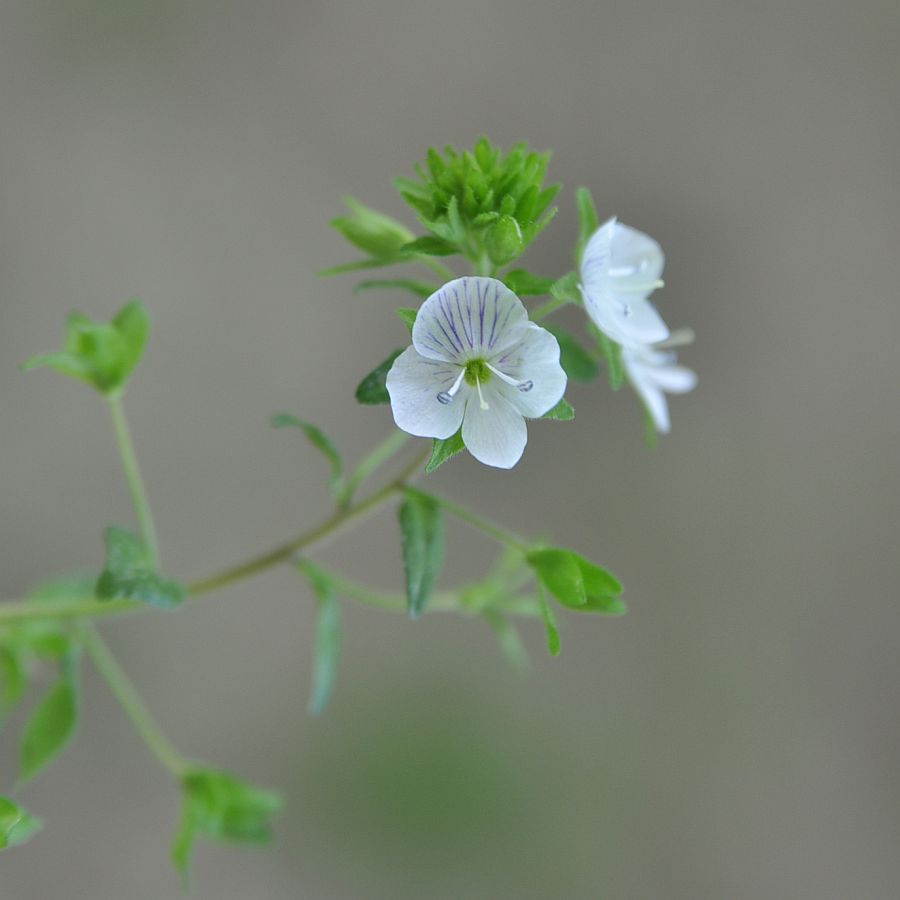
2, 1, 898, 898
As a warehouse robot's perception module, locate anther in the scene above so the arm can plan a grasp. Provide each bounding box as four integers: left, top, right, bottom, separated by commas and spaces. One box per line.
436, 369, 466, 405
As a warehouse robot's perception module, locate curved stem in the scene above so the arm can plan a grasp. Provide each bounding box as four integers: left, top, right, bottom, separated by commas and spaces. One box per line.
82, 625, 188, 777
108, 395, 160, 566
337, 430, 410, 508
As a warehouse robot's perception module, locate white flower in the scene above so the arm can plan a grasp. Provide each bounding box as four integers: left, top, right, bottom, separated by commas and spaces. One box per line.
386, 277, 567, 469
580, 216, 670, 348
622, 337, 697, 434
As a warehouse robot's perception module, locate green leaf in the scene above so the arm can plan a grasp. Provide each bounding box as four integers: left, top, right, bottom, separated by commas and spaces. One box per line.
575, 186, 599, 261
502, 269, 556, 297
544, 326, 599, 383
550, 271, 581, 305
0, 646, 27, 722
19, 675, 78, 783
526, 548, 624, 614
354, 350, 403, 405
397, 490, 445, 617
395, 307, 418, 333
25, 572, 96, 605
21, 299, 150, 396
0, 797, 42, 850
483, 611, 530, 672
318, 257, 401, 278
95, 526, 185, 609
425, 429, 465, 472
172, 768, 283, 881
272, 414, 343, 500
537, 588, 561, 656
541, 398, 575, 421
354, 279, 436, 299
329, 197, 414, 259
297, 562, 342, 716
399, 235, 458, 257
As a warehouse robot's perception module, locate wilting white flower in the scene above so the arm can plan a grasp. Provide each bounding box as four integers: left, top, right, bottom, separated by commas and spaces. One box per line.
386, 277, 567, 469
622, 336, 697, 434
580, 216, 670, 347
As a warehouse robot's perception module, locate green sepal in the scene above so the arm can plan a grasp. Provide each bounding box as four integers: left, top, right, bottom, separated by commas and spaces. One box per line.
502, 269, 556, 297
272, 414, 343, 501
395, 307, 418, 333
550, 271, 582, 305
21, 299, 150, 397
485, 215, 524, 266
354, 279, 436, 299
328, 197, 414, 260
425, 429, 465, 472
0, 797, 42, 850
399, 235, 458, 257
574, 186, 599, 262
95, 526, 185, 609
541, 398, 575, 421
526, 548, 624, 614
19, 668, 79, 784
354, 350, 403, 405
544, 325, 599, 383
172, 768, 283, 882
397, 489, 445, 618
296, 561, 342, 716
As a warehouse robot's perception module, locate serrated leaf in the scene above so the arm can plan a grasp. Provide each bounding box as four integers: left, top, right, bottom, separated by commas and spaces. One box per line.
272, 414, 343, 500
0, 797, 42, 850
399, 236, 458, 256
395, 307, 418, 333
354, 350, 403, 405
19, 675, 78, 783
95, 526, 185, 609
172, 768, 283, 881
503, 269, 556, 297
354, 279, 436, 299
21, 299, 150, 396
544, 325, 599, 383
425, 429, 465, 472
297, 561, 342, 716
398, 490, 444, 617
541, 398, 575, 421
526, 548, 624, 614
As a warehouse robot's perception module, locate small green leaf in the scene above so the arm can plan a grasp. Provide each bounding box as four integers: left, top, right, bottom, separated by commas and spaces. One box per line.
21, 299, 150, 396
399, 235, 458, 257
297, 562, 342, 716
541, 398, 575, 421
550, 271, 581, 305
354, 279, 436, 299
172, 768, 283, 881
25, 572, 96, 605
0, 646, 27, 722
398, 490, 445, 617
483, 611, 530, 672
526, 548, 624, 613
329, 197, 414, 259
537, 588, 561, 656
19, 675, 78, 783
354, 350, 403, 405
395, 307, 418, 333
502, 269, 556, 297
95, 526, 185, 609
272, 414, 343, 500
425, 429, 465, 472
0, 797, 42, 850
575, 186, 599, 261
544, 326, 599, 383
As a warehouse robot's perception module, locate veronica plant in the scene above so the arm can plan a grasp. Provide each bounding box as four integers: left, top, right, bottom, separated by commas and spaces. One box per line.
0, 138, 696, 879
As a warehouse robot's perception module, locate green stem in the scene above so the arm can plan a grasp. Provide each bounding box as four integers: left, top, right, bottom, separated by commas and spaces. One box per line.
337, 430, 410, 508
407, 487, 530, 551
108, 394, 160, 567
531, 295, 570, 321
82, 625, 188, 777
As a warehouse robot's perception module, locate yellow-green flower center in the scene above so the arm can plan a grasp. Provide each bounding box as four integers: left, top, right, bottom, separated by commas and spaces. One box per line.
463, 358, 491, 387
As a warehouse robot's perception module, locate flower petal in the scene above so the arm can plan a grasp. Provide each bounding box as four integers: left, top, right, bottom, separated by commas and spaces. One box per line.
488, 324, 567, 418
461, 394, 527, 469
579, 216, 617, 293
386, 347, 466, 439
626, 363, 670, 433
412, 277, 528, 362
608, 222, 665, 287
582, 289, 670, 347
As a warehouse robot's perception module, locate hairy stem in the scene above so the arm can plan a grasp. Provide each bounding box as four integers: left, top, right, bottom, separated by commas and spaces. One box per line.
108, 394, 160, 566
83, 625, 187, 777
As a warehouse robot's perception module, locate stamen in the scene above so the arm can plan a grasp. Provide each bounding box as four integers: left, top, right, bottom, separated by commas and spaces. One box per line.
436, 368, 466, 405
475, 375, 490, 411
607, 277, 665, 292
655, 327, 695, 350
486, 363, 534, 393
